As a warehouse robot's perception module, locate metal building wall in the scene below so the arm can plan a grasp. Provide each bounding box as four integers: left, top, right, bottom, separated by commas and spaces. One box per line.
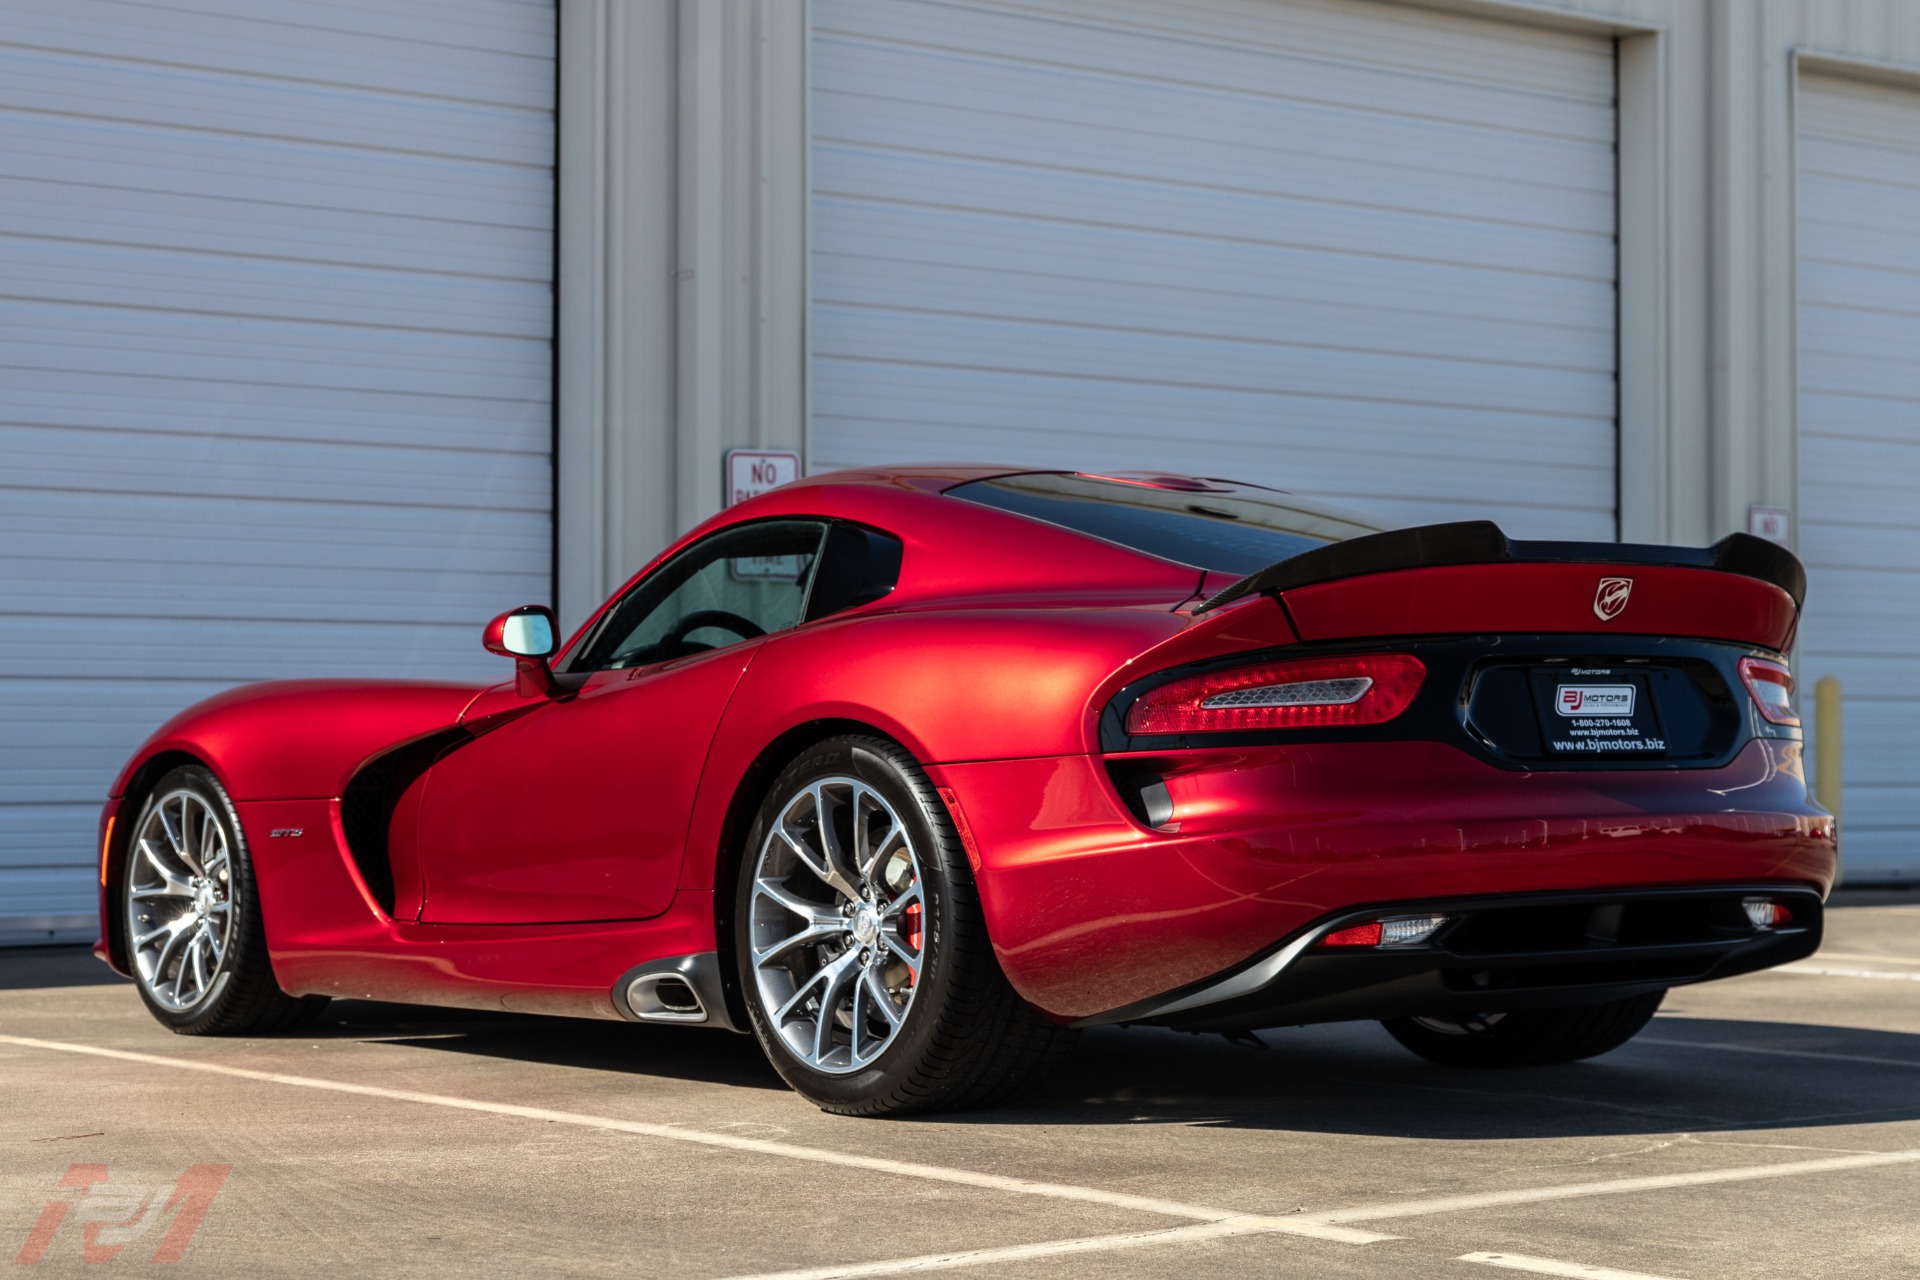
555, 0, 1920, 880
0, 1, 558, 941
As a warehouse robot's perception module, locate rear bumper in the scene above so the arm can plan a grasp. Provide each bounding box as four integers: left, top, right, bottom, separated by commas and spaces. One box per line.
930, 737, 1835, 1021
1080, 884, 1823, 1030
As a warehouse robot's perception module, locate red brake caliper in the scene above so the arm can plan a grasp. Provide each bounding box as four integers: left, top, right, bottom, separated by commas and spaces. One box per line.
902, 900, 923, 983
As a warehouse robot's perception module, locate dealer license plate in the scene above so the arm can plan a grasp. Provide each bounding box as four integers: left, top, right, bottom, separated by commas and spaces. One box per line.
1528, 667, 1668, 758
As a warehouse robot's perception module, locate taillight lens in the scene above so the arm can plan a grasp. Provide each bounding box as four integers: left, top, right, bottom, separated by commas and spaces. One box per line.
1125, 653, 1426, 735
1738, 656, 1799, 727
1317, 914, 1449, 948
1742, 897, 1793, 930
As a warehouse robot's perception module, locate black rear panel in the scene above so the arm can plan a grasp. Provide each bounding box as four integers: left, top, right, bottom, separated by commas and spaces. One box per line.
1101, 634, 1798, 770
1464, 655, 1741, 764
1109, 886, 1824, 1031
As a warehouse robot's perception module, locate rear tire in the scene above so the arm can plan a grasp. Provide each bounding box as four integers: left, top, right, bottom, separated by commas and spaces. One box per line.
123, 765, 330, 1036
1381, 990, 1665, 1068
734, 735, 1075, 1115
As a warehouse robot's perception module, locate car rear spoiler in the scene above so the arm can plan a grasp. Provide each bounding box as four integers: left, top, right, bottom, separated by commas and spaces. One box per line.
1194, 521, 1806, 614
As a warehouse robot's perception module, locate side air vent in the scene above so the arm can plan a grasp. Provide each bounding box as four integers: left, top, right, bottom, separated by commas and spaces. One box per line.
337, 729, 466, 915
1106, 762, 1175, 829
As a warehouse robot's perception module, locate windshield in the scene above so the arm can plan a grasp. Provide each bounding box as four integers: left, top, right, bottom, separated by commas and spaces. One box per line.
948, 473, 1379, 576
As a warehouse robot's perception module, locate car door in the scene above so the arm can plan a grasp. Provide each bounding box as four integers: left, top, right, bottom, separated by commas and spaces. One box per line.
412, 519, 830, 925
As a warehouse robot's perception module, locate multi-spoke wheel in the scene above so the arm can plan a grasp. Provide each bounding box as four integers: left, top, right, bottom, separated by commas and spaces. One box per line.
734, 735, 1076, 1115
122, 765, 328, 1035
747, 777, 926, 1074
128, 785, 235, 1013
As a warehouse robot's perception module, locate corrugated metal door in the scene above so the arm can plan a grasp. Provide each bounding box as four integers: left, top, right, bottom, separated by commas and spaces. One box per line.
0, 1, 555, 941
809, 0, 1618, 536
1797, 74, 1920, 884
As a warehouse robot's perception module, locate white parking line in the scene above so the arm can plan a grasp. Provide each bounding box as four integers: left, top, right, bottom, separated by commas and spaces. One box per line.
716, 1217, 1306, 1280
10, 1032, 1919, 1279
0, 1034, 1384, 1244
1310, 1149, 1920, 1225
720, 1149, 1920, 1279
1639, 1037, 1920, 1070
1778, 964, 1920, 982
1458, 1251, 1683, 1279
1810, 951, 1920, 967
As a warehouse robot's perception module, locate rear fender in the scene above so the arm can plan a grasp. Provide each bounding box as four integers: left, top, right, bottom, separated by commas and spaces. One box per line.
679, 607, 1188, 896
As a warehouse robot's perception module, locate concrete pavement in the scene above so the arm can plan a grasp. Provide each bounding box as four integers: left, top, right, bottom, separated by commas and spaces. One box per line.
5, 893, 1918, 1278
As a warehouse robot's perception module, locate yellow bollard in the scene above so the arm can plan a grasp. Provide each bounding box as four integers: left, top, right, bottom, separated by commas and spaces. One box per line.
1813, 676, 1842, 823
1813, 675, 1843, 884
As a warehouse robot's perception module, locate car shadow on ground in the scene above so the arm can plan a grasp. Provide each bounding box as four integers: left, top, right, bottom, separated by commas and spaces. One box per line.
996, 1018, 1920, 1140
310, 1002, 1920, 1140
0, 944, 126, 990
18, 944, 1920, 1138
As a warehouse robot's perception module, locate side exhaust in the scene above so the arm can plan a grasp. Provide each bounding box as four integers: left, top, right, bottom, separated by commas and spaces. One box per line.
613, 952, 745, 1033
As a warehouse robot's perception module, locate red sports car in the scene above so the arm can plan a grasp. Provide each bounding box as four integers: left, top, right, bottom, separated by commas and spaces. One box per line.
98, 466, 1833, 1114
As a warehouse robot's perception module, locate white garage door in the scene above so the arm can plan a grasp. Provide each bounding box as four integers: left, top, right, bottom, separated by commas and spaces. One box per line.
1797, 74, 1920, 885
809, 0, 1618, 537
0, 1, 556, 942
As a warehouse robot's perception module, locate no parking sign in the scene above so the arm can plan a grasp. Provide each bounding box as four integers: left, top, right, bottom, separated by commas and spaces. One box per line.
725, 449, 800, 507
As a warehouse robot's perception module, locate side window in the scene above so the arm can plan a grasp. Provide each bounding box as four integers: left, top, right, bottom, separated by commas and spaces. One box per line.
573, 521, 827, 672
804, 523, 904, 622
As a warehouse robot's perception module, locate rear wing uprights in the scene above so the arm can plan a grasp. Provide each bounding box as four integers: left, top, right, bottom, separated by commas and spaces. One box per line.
1194, 521, 1807, 614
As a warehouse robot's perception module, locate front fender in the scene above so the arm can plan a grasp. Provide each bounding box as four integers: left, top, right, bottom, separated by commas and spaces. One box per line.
110, 679, 487, 802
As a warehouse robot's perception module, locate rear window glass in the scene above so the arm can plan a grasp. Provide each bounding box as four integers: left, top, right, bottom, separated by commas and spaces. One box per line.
948, 473, 1378, 576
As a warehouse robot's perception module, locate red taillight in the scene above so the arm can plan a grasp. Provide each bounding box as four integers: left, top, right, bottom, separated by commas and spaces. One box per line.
1320, 922, 1384, 947
1125, 653, 1426, 736
1315, 914, 1449, 949
1738, 656, 1799, 727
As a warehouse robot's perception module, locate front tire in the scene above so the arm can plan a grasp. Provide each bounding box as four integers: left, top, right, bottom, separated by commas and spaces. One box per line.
122, 765, 329, 1035
734, 735, 1074, 1115
1382, 990, 1666, 1068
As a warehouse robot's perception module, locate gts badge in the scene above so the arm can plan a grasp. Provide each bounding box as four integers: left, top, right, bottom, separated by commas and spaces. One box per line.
269, 828, 304, 839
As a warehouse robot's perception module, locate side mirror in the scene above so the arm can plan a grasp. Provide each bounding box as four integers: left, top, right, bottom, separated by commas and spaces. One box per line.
483, 605, 560, 698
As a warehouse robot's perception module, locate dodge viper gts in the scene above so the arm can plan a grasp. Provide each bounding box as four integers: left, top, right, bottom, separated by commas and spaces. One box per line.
98, 466, 1834, 1114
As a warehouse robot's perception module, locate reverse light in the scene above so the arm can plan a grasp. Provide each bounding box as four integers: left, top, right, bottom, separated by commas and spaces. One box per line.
1742, 897, 1793, 930
1318, 914, 1449, 949
1738, 656, 1800, 727
1126, 654, 1426, 735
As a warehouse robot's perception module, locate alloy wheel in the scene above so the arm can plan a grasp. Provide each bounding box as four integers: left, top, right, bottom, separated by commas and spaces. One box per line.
746, 777, 925, 1075
126, 788, 235, 1012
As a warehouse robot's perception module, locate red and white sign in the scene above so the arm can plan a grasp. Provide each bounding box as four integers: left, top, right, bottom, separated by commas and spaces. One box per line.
1748, 505, 1791, 548
1556, 684, 1635, 716
725, 449, 800, 507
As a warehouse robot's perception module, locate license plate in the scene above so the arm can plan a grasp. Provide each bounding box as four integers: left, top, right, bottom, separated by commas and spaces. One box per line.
1529, 667, 1668, 757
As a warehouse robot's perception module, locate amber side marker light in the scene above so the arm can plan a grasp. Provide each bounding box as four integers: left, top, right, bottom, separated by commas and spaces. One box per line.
99, 814, 115, 887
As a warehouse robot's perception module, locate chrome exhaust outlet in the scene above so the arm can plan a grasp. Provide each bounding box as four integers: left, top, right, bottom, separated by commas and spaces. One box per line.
613, 952, 744, 1032
625, 972, 707, 1023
